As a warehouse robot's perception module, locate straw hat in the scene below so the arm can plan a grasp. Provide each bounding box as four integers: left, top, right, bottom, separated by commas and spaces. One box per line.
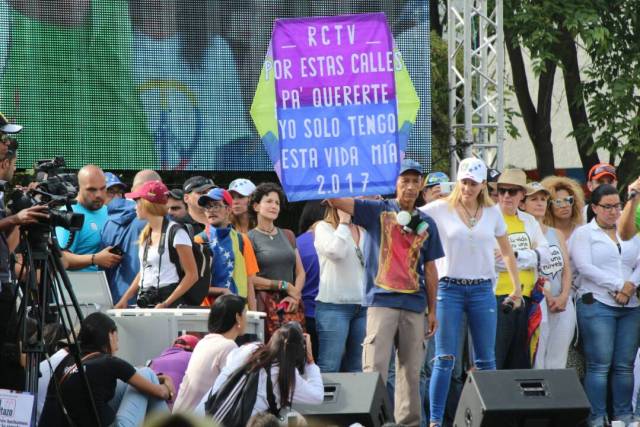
497, 168, 527, 188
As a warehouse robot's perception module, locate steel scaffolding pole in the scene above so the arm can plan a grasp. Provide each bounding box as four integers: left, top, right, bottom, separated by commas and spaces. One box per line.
448, 0, 504, 178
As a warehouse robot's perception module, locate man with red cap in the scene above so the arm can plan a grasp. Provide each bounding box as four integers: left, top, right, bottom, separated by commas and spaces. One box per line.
587, 162, 617, 193
148, 334, 201, 408
195, 187, 258, 310
585, 163, 618, 220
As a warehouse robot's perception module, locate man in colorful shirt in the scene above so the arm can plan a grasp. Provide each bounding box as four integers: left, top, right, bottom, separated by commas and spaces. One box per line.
196, 187, 258, 310
329, 159, 444, 427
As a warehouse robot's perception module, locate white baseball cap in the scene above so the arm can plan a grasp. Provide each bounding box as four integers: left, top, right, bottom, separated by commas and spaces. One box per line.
228, 178, 257, 197
457, 158, 487, 183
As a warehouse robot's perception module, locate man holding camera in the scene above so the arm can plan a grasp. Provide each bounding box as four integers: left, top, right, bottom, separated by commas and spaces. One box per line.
56, 165, 121, 272
0, 116, 50, 389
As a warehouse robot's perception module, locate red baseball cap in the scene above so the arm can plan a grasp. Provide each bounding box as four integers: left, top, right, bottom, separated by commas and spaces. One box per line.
588, 163, 617, 181
125, 180, 169, 204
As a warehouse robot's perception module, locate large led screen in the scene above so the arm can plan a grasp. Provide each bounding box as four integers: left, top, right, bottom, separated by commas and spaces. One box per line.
0, 0, 431, 171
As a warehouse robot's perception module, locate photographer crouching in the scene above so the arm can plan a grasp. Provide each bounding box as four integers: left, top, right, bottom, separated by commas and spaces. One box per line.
0, 116, 49, 390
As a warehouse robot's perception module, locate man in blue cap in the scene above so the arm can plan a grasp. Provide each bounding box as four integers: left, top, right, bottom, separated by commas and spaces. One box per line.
194, 187, 257, 309
422, 171, 451, 204
328, 158, 444, 426
104, 172, 127, 205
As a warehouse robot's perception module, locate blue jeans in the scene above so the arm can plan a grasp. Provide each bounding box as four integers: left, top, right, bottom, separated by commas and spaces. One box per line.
429, 280, 497, 424
316, 302, 367, 372
109, 367, 169, 427
576, 299, 640, 426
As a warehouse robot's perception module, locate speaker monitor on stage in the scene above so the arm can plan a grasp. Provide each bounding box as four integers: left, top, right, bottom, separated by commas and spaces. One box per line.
293, 372, 392, 427
454, 369, 590, 427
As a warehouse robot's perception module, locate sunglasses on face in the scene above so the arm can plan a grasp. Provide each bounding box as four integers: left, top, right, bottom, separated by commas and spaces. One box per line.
550, 196, 574, 207
497, 187, 521, 196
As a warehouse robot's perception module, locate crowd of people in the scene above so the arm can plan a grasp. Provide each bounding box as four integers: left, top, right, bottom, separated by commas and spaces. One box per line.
4, 116, 640, 426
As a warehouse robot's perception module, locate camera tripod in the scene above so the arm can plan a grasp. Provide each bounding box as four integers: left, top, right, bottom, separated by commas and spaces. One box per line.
12, 223, 101, 425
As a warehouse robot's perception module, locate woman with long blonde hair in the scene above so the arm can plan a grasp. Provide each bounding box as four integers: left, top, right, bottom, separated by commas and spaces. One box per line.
115, 180, 197, 309
420, 158, 520, 427
540, 175, 585, 240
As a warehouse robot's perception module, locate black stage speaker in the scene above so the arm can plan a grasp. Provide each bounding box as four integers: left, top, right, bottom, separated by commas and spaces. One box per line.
292, 372, 392, 427
454, 369, 590, 427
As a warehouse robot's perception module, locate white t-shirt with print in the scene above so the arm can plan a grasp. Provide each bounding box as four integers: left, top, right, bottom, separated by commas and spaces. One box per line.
138, 222, 192, 289
420, 199, 507, 280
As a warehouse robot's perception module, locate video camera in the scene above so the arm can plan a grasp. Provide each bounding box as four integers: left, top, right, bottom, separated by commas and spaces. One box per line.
6, 156, 83, 232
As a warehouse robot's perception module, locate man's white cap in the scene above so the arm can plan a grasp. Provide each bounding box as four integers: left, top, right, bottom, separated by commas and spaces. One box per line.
457, 157, 487, 183
228, 178, 257, 197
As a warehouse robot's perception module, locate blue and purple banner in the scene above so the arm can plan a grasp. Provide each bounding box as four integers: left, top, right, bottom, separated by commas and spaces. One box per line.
251, 13, 419, 201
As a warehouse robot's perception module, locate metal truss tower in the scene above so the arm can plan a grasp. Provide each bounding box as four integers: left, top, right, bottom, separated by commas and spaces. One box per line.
447, 0, 505, 178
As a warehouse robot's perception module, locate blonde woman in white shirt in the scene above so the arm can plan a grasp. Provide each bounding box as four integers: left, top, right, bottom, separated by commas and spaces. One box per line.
570, 184, 640, 427
313, 206, 367, 372
420, 157, 521, 427
115, 180, 197, 309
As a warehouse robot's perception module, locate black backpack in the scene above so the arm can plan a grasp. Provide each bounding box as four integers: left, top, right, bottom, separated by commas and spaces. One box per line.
205, 363, 279, 427
165, 222, 211, 306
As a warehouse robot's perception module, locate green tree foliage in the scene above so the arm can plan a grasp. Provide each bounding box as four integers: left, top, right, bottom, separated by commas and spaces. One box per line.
504, 0, 640, 182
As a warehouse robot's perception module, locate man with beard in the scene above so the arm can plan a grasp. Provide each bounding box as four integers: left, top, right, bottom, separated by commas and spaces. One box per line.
56, 165, 122, 272
196, 187, 257, 310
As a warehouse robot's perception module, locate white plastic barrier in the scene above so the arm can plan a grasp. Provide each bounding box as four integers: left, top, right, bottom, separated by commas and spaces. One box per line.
107, 308, 265, 366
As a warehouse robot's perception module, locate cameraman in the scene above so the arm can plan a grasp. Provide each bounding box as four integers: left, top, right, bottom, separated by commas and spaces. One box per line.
0, 124, 50, 390
55, 165, 121, 272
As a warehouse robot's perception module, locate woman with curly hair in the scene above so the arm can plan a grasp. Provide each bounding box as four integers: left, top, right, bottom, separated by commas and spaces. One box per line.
540, 175, 585, 240
540, 176, 587, 382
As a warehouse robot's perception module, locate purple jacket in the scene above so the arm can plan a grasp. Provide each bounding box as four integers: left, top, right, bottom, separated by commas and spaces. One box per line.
149, 347, 193, 403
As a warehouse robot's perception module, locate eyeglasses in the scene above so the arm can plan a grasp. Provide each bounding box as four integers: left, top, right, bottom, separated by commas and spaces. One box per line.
550, 196, 574, 207
497, 187, 522, 196
204, 203, 226, 212
596, 203, 622, 211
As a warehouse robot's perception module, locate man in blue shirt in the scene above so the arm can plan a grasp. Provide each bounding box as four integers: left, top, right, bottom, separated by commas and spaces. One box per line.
330, 159, 444, 427
101, 169, 161, 303
56, 165, 121, 272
